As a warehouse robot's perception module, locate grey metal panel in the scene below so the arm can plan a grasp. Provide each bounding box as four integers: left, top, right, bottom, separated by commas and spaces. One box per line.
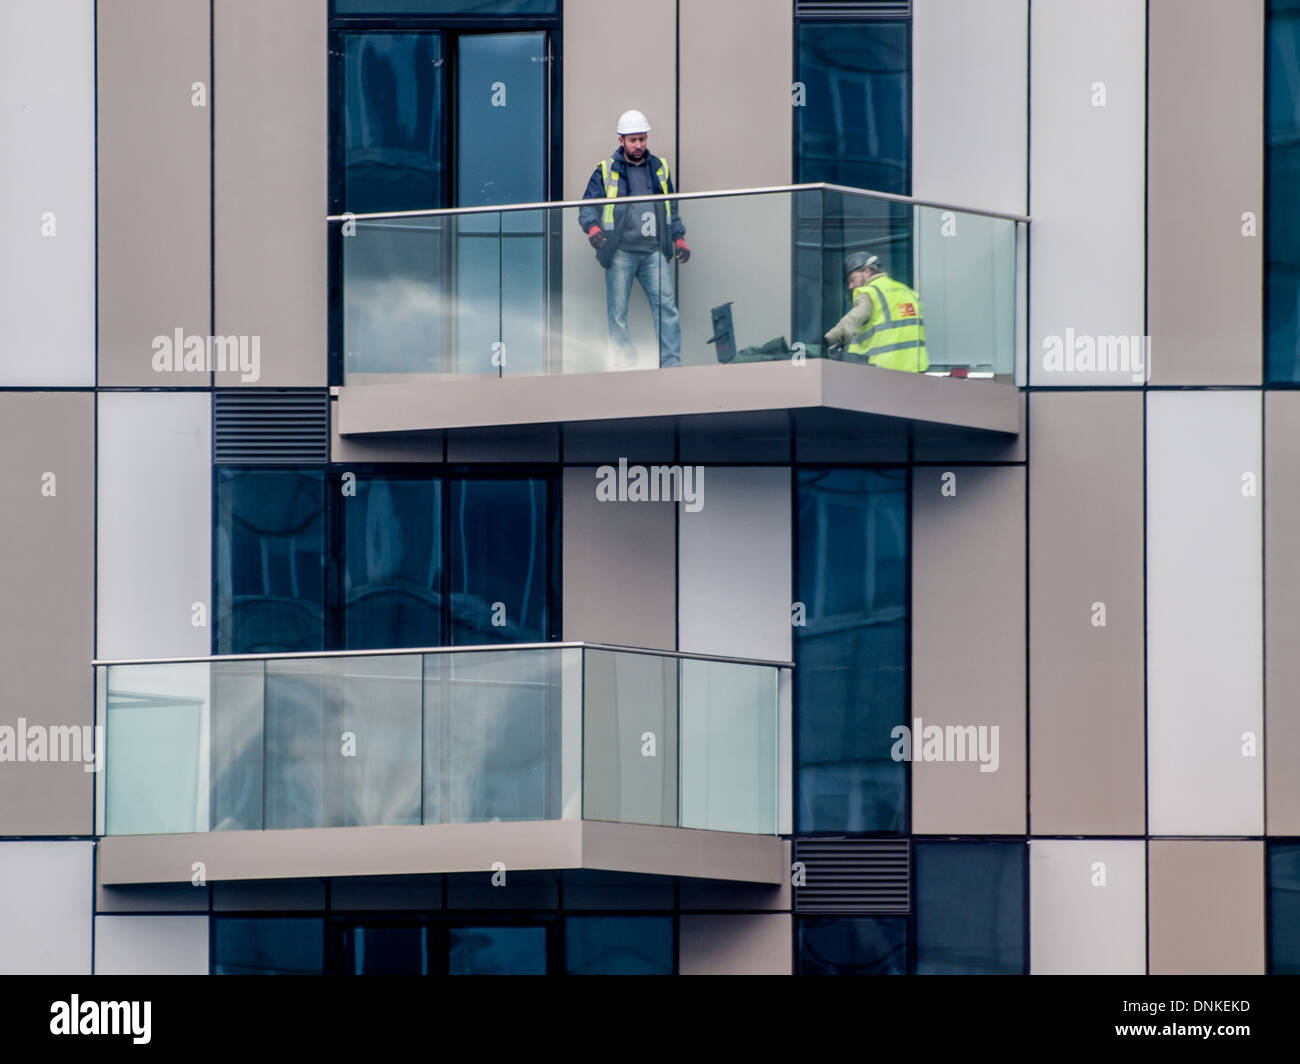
562, 870, 675, 910
97, 393, 212, 661
678, 839, 792, 911
0, 842, 93, 974
1029, 0, 1145, 387
98, 820, 785, 885
445, 871, 559, 910
336, 361, 1023, 436
794, 839, 909, 914
96, 883, 210, 915
97, 0, 210, 386
445, 426, 560, 463
1147, 391, 1263, 835
562, 466, 676, 651
93, 915, 209, 975
911, 466, 1026, 833
562, 420, 676, 465
0, 393, 94, 835
679, 914, 792, 975
329, 875, 443, 911
1266, 393, 1300, 832
1029, 840, 1145, 975
0, 0, 95, 386
213, 880, 325, 911
1148, 841, 1265, 975
1029, 392, 1145, 834
1147, 0, 1262, 386
678, 466, 792, 663
913, 0, 1027, 217
213, 0, 327, 387
213, 390, 330, 464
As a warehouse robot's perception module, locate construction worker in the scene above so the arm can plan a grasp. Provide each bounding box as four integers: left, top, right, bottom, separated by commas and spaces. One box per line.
579, 110, 691, 368
824, 252, 929, 372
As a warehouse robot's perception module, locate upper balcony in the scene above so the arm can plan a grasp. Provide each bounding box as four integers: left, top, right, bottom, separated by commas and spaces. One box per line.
332, 184, 1027, 442
95, 643, 788, 887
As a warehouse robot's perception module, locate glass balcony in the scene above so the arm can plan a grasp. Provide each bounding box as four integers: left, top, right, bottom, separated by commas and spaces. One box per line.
97, 643, 784, 839
334, 183, 1026, 384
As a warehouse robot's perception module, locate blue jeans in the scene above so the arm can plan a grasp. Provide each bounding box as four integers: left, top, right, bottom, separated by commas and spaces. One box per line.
604, 248, 682, 366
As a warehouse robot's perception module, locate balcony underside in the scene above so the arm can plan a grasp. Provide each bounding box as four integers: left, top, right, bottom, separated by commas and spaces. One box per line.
336, 360, 1022, 439
97, 819, 785, 887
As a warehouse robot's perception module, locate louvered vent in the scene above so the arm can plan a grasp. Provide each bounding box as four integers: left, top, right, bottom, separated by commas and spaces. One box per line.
796, 0, 911, 18
214, 391, 330, 464
795, 838, 910, 913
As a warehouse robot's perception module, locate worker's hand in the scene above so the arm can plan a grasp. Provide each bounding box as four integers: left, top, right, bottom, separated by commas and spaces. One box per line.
587, 226, 607, 250
674, 238, 691, 263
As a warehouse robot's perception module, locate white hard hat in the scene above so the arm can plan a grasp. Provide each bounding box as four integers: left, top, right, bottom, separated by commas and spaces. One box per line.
616, 109, 651, 135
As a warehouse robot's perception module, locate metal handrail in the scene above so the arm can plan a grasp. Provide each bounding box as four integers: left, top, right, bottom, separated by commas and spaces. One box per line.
91, 640, 794, 670
325, 181, 1032, 225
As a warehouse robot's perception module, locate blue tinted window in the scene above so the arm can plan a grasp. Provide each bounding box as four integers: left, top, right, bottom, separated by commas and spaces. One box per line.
216, 470, 326, 655
795, 469, 908, 832
565, 916, 673, 974
799, 917, 906, 974
450, 479, 549, 643
915, 841, 1025, 974
1269, 842, 1300, 973
343, 33, 445, 214
1267, 0, 1300, 381
448, 925, 548, 974
342, 925, 431, 974
344, 476, 444, 649
796, 21, 911, 195
214, 918, 325, 975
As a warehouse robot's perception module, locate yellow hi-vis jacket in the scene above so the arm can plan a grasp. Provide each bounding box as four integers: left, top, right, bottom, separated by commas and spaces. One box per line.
847, 275, 929, 372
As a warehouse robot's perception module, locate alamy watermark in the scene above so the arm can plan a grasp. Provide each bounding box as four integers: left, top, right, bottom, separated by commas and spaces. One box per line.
151, 329, 261, 382
890, 718, 999, 773
595, 458, 704, 512
1041, 328, 1150, 383
0, 719, 103, 772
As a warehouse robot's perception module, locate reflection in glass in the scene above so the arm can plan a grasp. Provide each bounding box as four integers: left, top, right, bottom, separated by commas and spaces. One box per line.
342, 925, 430, 975
448, 925, 547, 974
795, 21, 910, 195
344, 476, 443, 650
449, 479, 548, 644
798, 917, 907, 975
796, 469, 908, 833
214, 918, 325, 975
565, 916, 673, 975
215, 470, 326, 655
915, 841, 1025, 974
1268, 842, 1300, 973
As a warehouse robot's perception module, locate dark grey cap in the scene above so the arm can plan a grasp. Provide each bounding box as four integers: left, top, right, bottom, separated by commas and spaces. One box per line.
844, 252, 881, 278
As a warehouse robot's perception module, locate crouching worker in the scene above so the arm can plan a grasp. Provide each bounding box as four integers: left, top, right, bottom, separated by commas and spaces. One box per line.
824, 252, 929, 372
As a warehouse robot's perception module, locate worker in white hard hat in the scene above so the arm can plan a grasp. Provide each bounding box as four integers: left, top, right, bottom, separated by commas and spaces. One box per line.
578, 110, 691, 368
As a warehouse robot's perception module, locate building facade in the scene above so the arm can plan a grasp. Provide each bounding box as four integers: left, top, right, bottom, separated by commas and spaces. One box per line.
0, 0, 1297, 975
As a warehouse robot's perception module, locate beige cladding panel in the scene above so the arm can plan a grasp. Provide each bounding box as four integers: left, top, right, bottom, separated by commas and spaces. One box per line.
911, 466, 1025, 834
1148, 841, 1265, 975
97, 0, 210, 387
1267, 392, 1300, 832
1147, 0, 1263, 386
0, 394, 94, 835
1030, 840, 1146, 974
562, 466, 676, 652
214, 0, 328, 387
1029, 392, 1145, 834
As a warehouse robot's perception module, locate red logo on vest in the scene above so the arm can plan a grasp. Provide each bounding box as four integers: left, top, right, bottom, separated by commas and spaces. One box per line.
898, 302, 916, 318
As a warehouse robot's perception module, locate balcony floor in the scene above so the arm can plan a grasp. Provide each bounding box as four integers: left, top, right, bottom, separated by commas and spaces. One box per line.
97, 819, 785, 886
336, 359, 1021, 440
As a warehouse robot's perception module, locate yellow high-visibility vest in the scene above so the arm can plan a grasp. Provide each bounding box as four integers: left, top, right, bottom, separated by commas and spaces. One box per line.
598, 156, 673, 229
847, 275, 929, 372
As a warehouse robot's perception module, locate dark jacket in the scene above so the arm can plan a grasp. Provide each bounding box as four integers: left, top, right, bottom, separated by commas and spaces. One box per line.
578, 147, 686, 269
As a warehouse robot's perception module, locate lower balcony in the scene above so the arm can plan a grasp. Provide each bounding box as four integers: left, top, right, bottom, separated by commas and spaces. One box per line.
94, 643, 789, 886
